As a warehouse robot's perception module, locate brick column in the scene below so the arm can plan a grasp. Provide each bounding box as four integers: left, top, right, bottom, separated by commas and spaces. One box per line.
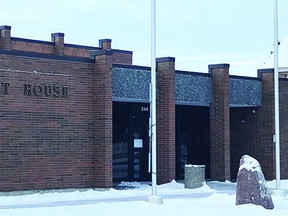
279, 77, 288, 179
51, 32, 65, 55
0, 25, 11, 50
156, 57, 176, 184
90, 50, 113, 188
209, 64, 230, 181
256, 69, 276, 180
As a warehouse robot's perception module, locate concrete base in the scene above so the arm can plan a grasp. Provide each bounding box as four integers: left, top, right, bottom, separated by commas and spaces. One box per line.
272, 189, 286, 197
184, 165, 205, 189
146, 196, 163, 204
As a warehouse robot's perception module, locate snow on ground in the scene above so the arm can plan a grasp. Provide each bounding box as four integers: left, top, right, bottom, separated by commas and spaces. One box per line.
0, 180, 287, 216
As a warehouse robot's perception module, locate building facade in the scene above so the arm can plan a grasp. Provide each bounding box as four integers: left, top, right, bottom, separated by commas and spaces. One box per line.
0, 25, 287, 192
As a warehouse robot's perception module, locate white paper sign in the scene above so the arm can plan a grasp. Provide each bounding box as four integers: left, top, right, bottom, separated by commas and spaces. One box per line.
134, 139, 143, 148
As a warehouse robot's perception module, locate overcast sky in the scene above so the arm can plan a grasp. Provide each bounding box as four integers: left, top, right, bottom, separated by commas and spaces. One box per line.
2, 0, 288, 77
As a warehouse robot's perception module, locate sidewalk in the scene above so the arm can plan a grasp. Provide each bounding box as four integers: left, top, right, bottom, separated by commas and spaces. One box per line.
0, 181, 236, 210
0, 192, 215, 210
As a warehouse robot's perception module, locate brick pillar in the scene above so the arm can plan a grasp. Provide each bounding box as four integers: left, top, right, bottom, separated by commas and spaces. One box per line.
90, 50, 113, 188
256, 69, 276, 180
51, 32, 65, 55
279, 77, 288, 179
99, 39, 112, 50
0, 25, 11, 50
156, 57, 176, 184
209, 63, 230, 181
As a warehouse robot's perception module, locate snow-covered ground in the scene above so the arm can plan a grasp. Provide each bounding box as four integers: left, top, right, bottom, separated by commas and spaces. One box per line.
0, 180, 287, 216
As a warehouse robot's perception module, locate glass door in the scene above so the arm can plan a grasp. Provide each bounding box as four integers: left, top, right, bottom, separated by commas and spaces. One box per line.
130, 109, 150, 181
113, 102, 150, 182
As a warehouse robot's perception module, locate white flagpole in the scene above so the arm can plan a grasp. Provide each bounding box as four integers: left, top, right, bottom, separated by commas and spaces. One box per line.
273, 0, 281, 191
147, 0, 163, 204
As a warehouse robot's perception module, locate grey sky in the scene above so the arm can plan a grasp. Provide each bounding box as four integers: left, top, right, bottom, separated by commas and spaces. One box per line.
1, 0, 288, 77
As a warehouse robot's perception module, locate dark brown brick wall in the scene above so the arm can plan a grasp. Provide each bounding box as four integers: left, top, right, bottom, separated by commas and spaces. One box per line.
211, 68, 288, 181
0, 25, 141, 191
209, 64, 231, 181
230, 107, 261, 179
0, 52, 112, 191
156, 57, 176, 184
230, 70, 285, 181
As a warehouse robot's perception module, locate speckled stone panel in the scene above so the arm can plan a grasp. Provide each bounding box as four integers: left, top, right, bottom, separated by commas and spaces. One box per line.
175, 72, 212, 105
230, 78, 261, 107
113, 68, 262, 107
112, 66, 150, 102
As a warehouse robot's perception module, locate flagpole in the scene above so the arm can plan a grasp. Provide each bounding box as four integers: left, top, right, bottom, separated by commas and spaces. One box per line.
273, 0, 281, 191
147, 0, 163, 204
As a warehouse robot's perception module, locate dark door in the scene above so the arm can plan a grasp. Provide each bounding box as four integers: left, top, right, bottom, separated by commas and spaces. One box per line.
129, 110, 150, 180
113, 102, 150, 182
176, 105, 210, 179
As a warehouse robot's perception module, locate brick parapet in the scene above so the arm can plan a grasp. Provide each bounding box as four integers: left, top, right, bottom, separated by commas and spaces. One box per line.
0, 25, 132, 65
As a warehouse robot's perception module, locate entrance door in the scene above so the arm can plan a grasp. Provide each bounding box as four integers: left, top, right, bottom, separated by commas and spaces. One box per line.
176, 105, 210, 179
113, 102, 150, 182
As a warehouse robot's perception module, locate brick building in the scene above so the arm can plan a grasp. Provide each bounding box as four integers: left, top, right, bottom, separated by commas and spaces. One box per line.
0, 25, 287, 192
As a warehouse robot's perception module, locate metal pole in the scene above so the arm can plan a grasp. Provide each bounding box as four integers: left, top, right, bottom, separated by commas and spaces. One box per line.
147, 0, 162, 204
274, 0, 281, 190
151, 0, 157, 196
148, 83, 152, 174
